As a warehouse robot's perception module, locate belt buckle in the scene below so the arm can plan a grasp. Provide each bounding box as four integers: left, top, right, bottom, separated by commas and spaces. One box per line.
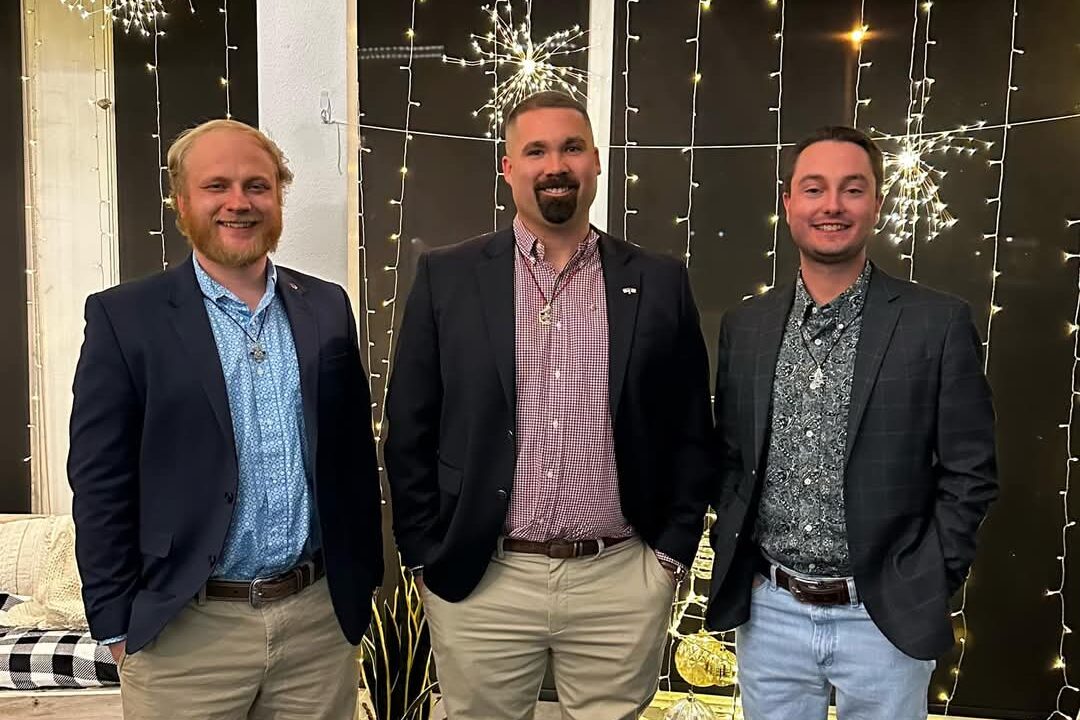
249, 576, 273, 607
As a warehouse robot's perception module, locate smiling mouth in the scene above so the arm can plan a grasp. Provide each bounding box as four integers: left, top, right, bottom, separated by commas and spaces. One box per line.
537, 185, 578, 197
218, 220, 257, 229
812, 222, 851, 233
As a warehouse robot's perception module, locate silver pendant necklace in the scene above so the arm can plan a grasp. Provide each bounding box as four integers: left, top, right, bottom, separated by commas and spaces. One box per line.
205, 296, 272, 363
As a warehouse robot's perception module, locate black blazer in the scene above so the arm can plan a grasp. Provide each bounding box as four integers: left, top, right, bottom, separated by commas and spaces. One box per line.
68, 256, 383, 652
706, 266, 998, 660
384, 228, 713, 602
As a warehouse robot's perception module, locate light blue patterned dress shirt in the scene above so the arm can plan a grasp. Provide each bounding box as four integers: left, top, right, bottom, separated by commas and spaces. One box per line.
193, 256, 315, 581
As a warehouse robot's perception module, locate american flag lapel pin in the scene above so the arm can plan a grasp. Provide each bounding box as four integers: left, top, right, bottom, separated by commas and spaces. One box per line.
622, 286, 638, 295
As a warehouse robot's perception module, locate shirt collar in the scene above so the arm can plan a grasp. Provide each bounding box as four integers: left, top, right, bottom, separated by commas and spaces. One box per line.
794, 261, 872, 325
192, 254, 278, 314
512, 216, 599, 266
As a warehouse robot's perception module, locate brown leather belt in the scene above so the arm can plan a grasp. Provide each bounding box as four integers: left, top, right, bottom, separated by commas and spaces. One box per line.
756, 555, 855, 606
203, 551, 324, 606
501, 536, 632, 559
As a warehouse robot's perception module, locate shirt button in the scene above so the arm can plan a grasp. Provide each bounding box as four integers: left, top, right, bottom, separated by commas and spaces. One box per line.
496, 488, 509, 500
804, 478, 812, 486
556, 322, 562, 330
805, 430, 814, 438
814, 338, 822, 346
804, 525, 813, 533
552, 420, 559, 429
546, 470, 554, 479
838, 323, 845, 330
554, 369, 561, 379
809, 563, 817, 571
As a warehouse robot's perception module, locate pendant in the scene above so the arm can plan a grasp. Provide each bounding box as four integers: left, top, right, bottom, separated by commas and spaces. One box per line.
810, 366, 824, 390
538, 302, 552, 326
250, 343, 267, 363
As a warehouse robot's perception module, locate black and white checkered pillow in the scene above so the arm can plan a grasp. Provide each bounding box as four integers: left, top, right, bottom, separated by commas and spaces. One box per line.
0, 628, 119, 689
0, 594, 118, 689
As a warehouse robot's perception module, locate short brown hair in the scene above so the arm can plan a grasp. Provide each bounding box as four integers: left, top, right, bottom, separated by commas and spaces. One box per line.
166, 118, 294, 209
782, 126, 884, 196
503, 91, 592, 136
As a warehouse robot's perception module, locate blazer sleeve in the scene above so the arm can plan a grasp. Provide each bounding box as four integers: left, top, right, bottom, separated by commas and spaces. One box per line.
934, 301, 998, 595
67, 294, 142, 641
652, 264, 714, 566
384, 252, 444, 569
711, 312, 743, 514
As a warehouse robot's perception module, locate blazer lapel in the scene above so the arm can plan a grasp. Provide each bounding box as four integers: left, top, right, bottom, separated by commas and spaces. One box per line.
476, 230, 517, 413
599, 233, 641, 420
277, 267, 321, 467
752, 283, 794, 470
844, 267, 902, 464
167, 256, 234, 446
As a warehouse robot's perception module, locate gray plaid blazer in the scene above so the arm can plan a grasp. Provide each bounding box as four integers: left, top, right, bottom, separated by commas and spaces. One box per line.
705, 265, 998, 660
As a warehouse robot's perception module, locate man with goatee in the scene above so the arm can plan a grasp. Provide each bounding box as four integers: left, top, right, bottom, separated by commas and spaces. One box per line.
68, 119, 383, 719
385, 91, 713, 719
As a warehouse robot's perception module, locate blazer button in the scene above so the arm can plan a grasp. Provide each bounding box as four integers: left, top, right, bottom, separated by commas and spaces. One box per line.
225, 492, 234, 504
496, 488, 509, 500
507, 429, 514, 439
208, 554, 217, 566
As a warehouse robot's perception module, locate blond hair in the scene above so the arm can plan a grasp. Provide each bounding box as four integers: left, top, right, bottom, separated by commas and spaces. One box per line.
166, 119, 294, 210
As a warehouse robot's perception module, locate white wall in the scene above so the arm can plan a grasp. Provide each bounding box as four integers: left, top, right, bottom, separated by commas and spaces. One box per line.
256, 1, 357, 293
21, 0, 120, 514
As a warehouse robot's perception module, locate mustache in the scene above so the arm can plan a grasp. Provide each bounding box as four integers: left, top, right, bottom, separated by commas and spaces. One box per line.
534, 174, 579, 191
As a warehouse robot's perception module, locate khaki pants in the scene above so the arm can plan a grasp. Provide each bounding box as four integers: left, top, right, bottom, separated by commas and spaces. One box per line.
422, 537, 675, 720
119, 577, 359, 720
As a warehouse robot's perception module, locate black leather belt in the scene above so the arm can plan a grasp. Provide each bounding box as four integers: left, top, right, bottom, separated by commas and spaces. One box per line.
756, 555, 855, 606
203, 551, 324, 606
501, 536, 632, 559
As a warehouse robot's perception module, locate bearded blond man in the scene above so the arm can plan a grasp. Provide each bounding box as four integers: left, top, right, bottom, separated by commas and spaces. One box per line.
68, 119, 383, 719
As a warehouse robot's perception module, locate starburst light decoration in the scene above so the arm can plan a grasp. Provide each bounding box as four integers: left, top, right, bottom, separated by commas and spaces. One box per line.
443, 1, 590, 133
872, 125, 992, 248
60, 0, 167, 36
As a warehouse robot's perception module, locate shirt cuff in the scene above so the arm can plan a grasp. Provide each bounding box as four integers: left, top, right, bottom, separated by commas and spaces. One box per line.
654, 551, 686, 573
409, 565, 424, 576
100, 634, 127, 646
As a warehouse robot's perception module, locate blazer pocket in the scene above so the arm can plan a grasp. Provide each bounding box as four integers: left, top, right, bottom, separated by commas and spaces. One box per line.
320, 350, 354, 370
139, 529, 173, 558
437, 458, 463, 496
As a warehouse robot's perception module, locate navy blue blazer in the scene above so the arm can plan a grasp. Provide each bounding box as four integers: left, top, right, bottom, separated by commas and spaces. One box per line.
68, 255, 383, 652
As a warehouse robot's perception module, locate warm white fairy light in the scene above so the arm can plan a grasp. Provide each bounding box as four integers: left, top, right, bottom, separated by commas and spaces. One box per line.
90, 7, 118, 291
675, 0, 709, 267
60, 0, 165, 37
979, 0, 1021, 374
852, 0, 871, 127
220, 0, 235, 119
357, 127, 376, 397
146, 16, 167, 270
1050, 222, 1080, 720
621, 0, 640, 241
443, 3, 590, 132
21, 0, 51, 509
940, 2, 1022, 714
764, 0, 786, 293
489, 1, 510, 230
372, 0, 421, 444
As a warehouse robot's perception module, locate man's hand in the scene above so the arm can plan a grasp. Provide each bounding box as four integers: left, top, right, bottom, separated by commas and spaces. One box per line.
108, 641, 126, 665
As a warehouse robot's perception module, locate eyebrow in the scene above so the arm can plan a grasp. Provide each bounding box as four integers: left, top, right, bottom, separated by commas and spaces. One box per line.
798, 173, 870, 186
200, 175, 273, 185
522, 136, 588, 151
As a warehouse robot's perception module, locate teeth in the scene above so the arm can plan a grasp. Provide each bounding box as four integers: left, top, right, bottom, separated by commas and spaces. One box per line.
815, 224, 847, 232
220, 221, 255, 228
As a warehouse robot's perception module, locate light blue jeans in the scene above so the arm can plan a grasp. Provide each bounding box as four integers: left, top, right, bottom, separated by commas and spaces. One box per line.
735, 573, 935, 720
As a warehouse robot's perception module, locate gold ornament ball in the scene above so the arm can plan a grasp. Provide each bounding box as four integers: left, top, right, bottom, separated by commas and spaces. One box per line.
674, 631, 738, 688
663, 695, 717, 720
